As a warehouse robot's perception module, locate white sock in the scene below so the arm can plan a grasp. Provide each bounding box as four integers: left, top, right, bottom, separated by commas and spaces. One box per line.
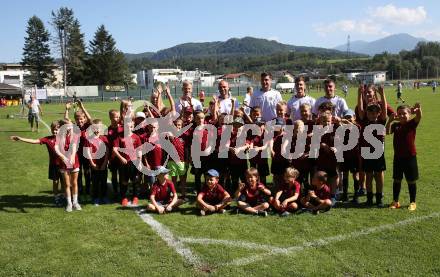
66, 197, 72, 206
73, 194, 78, 204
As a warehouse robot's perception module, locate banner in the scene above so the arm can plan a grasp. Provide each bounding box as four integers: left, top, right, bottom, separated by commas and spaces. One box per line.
104, 85, 125, 92
35, 88, 47, 100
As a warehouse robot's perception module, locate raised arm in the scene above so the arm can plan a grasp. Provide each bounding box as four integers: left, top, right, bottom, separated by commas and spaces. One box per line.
378, 85, 387, 121
386, 113, 396, 135
78, 101, 92, 123
10, 136, 40, 144
413, 102, 422, 124
357, 84, 365, 120
164, 84, 175, 113
64, 102, 71, 120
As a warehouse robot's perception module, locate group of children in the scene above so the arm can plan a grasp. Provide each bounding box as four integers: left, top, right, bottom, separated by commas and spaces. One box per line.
10, 77, 422, 215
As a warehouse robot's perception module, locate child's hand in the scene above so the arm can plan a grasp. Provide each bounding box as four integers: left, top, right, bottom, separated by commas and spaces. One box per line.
378, 85, 384, 95
165, 205, 173, 212
281, 200, 289, 208
157, 206, 165, 214
412, 102, 421, 113
120, 157, 128, 165
65, 102, 72, 110
10, 136, 19, 141
238, 182, 245, 191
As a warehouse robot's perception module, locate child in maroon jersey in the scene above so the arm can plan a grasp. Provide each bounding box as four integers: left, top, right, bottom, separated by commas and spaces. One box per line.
249, 118, 269, 185
85, 119, 110, 206
146, 167, 184, 214
11, 121, 64, 206
301, 171, 332, 214
165, 118, 187, 198
196, 169, 232, 216
227, 117, 250, 193
107, 109, 123, 199
270, 167, 301, 216
112, 120, 142, 207
386, 103, 422, 211
235, 168, 271, 216
64, 100, 93, 197
55, 119, 81, 212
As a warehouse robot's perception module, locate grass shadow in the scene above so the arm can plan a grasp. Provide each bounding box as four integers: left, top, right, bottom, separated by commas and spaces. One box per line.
0, 194, 56, 213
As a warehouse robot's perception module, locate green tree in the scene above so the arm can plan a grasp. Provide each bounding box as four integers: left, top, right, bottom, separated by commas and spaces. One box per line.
87, 25, 130, 85
67, 19, 87, 85
22, 16, 54, 88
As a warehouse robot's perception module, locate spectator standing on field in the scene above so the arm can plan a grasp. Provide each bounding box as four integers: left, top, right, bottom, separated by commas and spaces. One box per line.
249, 72, 282, 122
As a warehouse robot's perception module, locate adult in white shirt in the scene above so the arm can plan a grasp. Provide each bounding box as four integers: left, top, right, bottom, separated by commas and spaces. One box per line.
175, 80, 203, 115
313, 79, 349, 118
243, 86, 253, 115
27, 95, 43, 132
217, 80, 239, 114
287, 76, 315, 121
249, 72, 282, 122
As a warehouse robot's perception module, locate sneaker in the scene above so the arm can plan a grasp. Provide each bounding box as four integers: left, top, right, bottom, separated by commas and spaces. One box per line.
200, 209, 206, 216
340, 194, 348, 202
376, 201, 384, 208
280, 211, 290, 217
132, 197, 139, 206
358, 188, 365, 196
218, 209, 226, 214
65, 203, 73, 212
408, 202, 417, 211
257, 210, 268, 217
93, 199, 100, 206
351, 197, 359, 205
73, 203, 82, 211
312, 210, 320, 215
365, 199, 373, 206
331, 198, 337, 207
121, 198, 129, 207
389, 201, 401, 209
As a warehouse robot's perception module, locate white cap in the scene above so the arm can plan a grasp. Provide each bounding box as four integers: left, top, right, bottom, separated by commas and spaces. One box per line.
135, 111, 146, 119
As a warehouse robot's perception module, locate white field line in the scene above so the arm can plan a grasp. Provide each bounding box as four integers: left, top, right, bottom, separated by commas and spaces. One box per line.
135, 209, 205, 269
226, 212, 440, 266
179, 237, 287, 253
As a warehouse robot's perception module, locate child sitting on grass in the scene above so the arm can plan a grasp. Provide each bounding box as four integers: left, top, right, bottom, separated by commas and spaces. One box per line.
270, 167, 301, 216
235, 168, 271, 216
301, 171, 332, 215
146, 166, 184, 214
196, 169, 232, 216
386, 103, 422, 211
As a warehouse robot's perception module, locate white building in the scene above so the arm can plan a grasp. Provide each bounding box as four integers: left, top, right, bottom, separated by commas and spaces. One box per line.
0, 63, 63, 88
355, 71, 387, 84
137, 68, 215, 89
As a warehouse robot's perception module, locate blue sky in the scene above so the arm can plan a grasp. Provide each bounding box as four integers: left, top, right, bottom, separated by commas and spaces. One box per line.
1, 0, 440, 62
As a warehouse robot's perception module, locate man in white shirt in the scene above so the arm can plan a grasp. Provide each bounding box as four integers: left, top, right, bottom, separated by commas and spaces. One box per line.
287, 76, 315, 121
249, 72, 282, 122
175, 80, 203, 115
217, 80, 239, 114
27, 95, 43, 132
243, 86, 253, 115
313, 79, 349, 118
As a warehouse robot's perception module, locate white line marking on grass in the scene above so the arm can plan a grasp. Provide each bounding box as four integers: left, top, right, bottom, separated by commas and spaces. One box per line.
227, 212, 440, 266
135, 210, 205, 269
179, 237, 287, 253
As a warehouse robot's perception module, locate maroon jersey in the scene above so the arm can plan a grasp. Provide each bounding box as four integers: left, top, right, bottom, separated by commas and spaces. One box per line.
78, 122, 91, 158
199, 184, 227, 204
169, 136, 185, 162
391, 119, 418, 158
240, 182, 267, 204
343, 123, 361, 162
39, 135, 59, 166
107, 124, 123, 144
315, 184, 331, 200
58, 133, 80, 170
112, 133, 142, 162
360, 119, 386, 151
317, 124, 338, 169
151, 180, 176, 203
229, 131, 249, 165
280, 181, 301, 198
85, 135, 110, 168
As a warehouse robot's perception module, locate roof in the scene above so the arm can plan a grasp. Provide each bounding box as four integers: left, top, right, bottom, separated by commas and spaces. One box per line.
221, 73, 250, 79
0, 83, 22, 96
356, 71, 387, 75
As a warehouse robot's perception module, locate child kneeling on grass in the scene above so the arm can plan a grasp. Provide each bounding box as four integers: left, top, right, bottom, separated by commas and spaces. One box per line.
146, 166, 184, 214
196, 169, 232, 216
270, 167, 301, 217
301, 171, 332, 215
235, 167, 271, 217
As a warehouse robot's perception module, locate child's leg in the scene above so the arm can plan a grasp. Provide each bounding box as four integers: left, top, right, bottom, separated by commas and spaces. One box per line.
392, 179, 402, 202
171, 198, 185, 209
63, 172, 72, 207
71, 171, 79, 205
111, 166, 119, 198
179, 174, 187, 198
270, 197, 283, 212
91, 169, 99, 201
342, 170, 349, 200
217, 197, 232, 211
146, 203, 157, 212
254, 202, 269, 212
82, 162, 91, 195
365, 171, 374, 204
100, 170, 108, 201
286, 201, 298, 212
314, 199, 332, 211
237, 201, 258, 214
374, 171, 384, 206
408, 181, 417, 203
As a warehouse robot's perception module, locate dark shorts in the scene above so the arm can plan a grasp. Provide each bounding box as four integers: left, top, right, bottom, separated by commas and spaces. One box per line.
393, 156, 419, 181
118, 163, 139, 183
362, 154, 386, 173
250, 159, 269, 177
340, 155, 360, 173
48, 164, 61, 181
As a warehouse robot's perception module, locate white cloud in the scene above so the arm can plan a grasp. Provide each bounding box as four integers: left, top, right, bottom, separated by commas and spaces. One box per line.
267, 36, 279, 42
369, 4, 427, 25
415, 30, 440, 41
314, 20, 387, 37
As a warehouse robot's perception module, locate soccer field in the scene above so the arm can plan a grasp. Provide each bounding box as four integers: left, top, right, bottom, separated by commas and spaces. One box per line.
1, 87, 440, 276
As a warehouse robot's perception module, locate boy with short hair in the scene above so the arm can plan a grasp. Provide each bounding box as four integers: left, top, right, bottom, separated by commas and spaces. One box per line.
146, 166, 184, 214
107, 109, 123, 199
301, 171, 332, 214
270, 167, 301, 216
386, 103, 422, 211
197, 169, 232, 216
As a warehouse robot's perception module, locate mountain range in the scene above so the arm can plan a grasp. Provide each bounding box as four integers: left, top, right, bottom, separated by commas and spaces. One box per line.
333, 33, 426, 56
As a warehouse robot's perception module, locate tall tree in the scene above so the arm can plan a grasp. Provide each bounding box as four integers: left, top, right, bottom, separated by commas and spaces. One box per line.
66, 19, 87, 85
22, 16, 54, 88
87, 25, 130, 85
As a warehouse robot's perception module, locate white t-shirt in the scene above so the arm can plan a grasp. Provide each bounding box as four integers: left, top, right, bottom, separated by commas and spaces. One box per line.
175, 97, 203, 114
243, 93, 252, 115
29, 99, 40, 114
313, 95, 349, 117
287, 95, 315, 121
249, 88, 282, 122
219, 97, 239, 114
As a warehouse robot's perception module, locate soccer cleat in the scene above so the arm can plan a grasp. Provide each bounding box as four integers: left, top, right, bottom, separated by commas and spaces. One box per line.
257, 210, 268, 217
200, 209, 206, 216
358, 188, 365, 196
313, 210, 320, 215
408, 202, 417, 211
121, 198, 129, 207
132, 197, 139, 206
389, 201, 401, 209
218, 209, 226, 214
280, 211, 290, 217
73, 203, 82, 211
65, 203, 73, 212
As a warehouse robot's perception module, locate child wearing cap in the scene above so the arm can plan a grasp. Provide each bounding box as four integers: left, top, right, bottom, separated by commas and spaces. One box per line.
147, 166, 184, 214
270, 167, 301, 216
196, 169, 232, 216
301, 171, 332, 215
235, 167, 271, 216
386, 103, 422, 211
